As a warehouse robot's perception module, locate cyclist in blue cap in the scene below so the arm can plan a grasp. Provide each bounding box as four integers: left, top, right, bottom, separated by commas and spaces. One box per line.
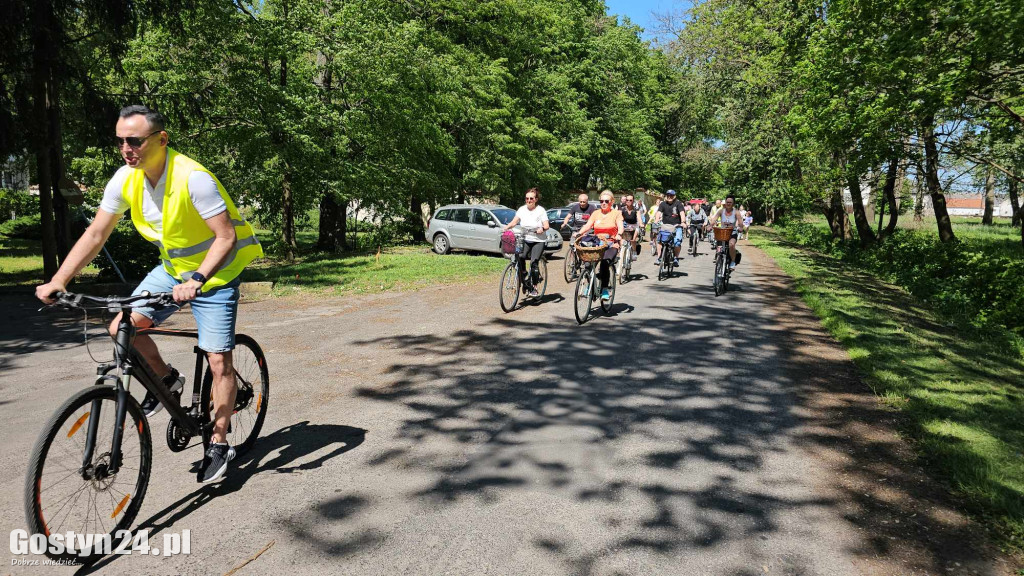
653, 189, 686, 266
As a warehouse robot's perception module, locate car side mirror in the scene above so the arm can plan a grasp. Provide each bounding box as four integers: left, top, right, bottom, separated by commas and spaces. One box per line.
487, 221, 497, 228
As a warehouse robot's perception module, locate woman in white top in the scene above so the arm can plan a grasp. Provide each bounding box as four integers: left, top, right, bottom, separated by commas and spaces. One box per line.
707, 195, 746, 269
503, 187, 549, 297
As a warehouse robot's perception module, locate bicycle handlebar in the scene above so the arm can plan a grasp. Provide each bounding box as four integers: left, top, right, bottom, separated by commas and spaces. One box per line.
49, 290, 185, 311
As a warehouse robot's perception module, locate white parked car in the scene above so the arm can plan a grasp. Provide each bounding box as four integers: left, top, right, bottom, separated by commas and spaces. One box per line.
426, 204, 563, 255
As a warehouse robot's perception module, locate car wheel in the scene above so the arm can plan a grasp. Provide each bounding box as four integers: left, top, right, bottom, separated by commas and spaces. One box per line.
433, 233, 451, 255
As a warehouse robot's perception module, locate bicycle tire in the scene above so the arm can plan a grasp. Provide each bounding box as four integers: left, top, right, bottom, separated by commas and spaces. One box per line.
200, 334, 270, 457
499, 261, 521, 312
25, 385, 152, 565
714, 252, 725, 296
602, 263, 617, 313
563, 248, 580, 283
659, 245, 671, 280
574, 265, 594, 324
535, 258, 548, 299
618, 241, 626, 282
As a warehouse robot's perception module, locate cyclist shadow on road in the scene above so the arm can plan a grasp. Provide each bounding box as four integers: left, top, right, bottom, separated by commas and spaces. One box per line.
523, 293, 565, 307
78, 422, 366, 574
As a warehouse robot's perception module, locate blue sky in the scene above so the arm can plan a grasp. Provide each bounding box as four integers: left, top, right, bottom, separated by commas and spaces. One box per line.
604, 0, 680, 38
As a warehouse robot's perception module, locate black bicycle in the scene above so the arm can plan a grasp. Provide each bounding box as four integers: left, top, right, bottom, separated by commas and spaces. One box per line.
656, 226, 677, 281
561, 223, 584, 282
24, 291, 269, 564
499, 228, 548, 312
688, 223, 705, 256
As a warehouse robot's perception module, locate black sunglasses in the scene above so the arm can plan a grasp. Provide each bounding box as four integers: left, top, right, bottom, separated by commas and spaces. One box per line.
600, 199, 612, 204
115, 130, 161, 148
525, 196, 537, 201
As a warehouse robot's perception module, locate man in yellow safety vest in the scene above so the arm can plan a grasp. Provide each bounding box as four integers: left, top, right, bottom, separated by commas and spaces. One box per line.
36, 105, 263, 483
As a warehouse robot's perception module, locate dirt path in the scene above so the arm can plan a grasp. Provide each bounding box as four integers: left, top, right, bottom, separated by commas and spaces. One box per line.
0, 241, 1013, 575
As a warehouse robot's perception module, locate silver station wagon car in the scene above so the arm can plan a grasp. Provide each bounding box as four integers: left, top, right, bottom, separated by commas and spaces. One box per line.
427, 204, 563, 255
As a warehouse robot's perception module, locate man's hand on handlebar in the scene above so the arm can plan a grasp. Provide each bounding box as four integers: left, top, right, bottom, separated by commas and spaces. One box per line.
172, 279, 203, 303
36, 281, 67, 305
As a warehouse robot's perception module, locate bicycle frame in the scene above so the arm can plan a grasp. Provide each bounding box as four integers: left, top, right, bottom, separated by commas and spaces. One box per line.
83, 308, 208, 476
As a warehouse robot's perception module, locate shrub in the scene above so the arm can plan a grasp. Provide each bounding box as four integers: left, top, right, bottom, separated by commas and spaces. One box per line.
0, 214, 42, 239
778, 222, 1024, 336
92, 219, 159, 282
0, 189, 37, 219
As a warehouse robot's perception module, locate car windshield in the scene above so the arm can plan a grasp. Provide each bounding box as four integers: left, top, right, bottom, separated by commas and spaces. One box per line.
491, 208, 516, 225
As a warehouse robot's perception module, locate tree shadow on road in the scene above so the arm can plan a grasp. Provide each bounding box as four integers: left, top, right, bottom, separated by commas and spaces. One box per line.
77, 422, 366, 575
322, 248, 1010, 574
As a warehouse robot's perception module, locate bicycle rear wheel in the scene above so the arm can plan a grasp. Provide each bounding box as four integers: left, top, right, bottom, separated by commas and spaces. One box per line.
619, 244, 632, 284
499, 261, 521, 312
25, 385, 152, 564
201, 334, 270, 456
534, 258, 549, 299
574, 265, 595, 324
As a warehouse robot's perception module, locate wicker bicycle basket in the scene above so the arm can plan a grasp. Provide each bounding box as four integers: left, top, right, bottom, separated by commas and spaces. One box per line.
576, 244, 607, 263
713, 226, 734, 242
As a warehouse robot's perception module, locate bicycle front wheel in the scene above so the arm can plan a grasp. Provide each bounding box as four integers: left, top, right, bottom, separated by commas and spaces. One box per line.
25, 385, 152, 564
714, 253, 726, 296
499, 261, 521, 312
563, 248, 580, 283
574, 265, 595, 324
201, 334, 270, 457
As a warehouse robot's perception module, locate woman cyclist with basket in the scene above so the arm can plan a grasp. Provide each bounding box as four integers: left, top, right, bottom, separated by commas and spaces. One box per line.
706, 195, 745, 269
503, 188, 549, 297
575, 189, 624, 301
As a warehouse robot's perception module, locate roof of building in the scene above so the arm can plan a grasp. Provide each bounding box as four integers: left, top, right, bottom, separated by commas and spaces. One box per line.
945, 197, 984, 209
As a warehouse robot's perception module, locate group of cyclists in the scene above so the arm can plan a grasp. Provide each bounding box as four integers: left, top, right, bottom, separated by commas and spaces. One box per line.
503, 187, 754, 301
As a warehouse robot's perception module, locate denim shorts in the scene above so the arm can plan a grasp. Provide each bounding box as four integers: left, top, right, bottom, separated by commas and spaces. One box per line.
132, 265, 240, 353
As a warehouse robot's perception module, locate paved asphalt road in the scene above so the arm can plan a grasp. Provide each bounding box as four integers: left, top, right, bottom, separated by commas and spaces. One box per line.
0, 239, 1010, 575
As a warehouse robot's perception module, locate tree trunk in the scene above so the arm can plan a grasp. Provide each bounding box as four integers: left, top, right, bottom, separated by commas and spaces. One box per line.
1009, 177, 1021, 227
49, 119, 70, 262
982, 167, 994, 225
827, 187, 852, 240
30, 0, 60, 278
410, 189, 425, 243
848, 171, 876, 246
281, 165, 296, 261
317, 192, 346, 252
921, 117, 956, 242
881, 156, 899, 238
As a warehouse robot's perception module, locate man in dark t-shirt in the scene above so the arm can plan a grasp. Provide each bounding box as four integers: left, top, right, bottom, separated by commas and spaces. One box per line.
560, 192, 596, 230
653, 189, 686, 264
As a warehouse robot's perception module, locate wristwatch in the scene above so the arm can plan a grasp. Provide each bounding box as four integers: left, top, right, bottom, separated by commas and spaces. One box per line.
190, 272, 208, 285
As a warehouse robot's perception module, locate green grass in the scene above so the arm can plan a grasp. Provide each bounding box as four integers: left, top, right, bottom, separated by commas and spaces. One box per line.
0, 236, 99, 286
241, 245, 509, 295
751, 227, 1024, 552
804, 214, 1022, 258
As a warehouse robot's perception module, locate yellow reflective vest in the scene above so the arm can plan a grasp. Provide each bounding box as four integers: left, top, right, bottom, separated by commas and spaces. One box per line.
120, 148, 263, 291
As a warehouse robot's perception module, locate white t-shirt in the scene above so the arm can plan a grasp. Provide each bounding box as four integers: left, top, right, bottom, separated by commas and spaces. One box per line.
515, 205, 549, 242
99, 156, 227, 232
